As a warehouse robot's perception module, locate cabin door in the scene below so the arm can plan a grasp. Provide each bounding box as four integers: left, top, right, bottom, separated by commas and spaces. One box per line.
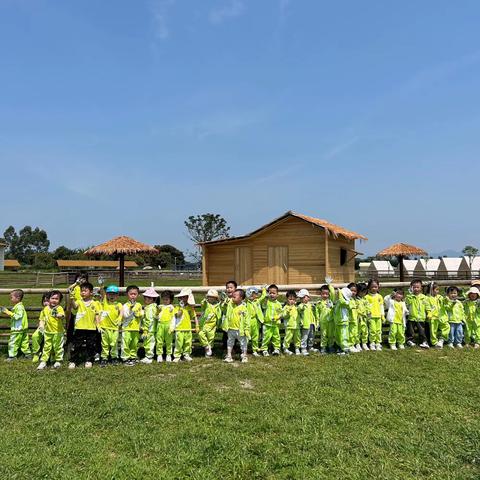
267, 246, 288, 285
235, 247, 253, 285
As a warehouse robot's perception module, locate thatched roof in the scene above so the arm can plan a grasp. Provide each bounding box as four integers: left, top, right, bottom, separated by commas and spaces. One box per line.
57, 260, 138, 268
377, 243, 427, 257
200, 211, 367, 245
85, 236, 157, 256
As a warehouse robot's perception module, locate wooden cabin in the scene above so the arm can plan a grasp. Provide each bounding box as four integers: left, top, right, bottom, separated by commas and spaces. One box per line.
200, 211, 367, 286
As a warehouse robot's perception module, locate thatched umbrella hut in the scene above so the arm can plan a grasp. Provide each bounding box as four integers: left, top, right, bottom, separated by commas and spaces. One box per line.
85, 236, 157, 287
377, 243, 427, 282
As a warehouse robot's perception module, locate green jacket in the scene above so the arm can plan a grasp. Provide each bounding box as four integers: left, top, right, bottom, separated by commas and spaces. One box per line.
297, 302, 317, 329
439, 298, 465, 324
262, 299, 283, 326
282, 304, 299, 329
405, 293, 428, 322
5, 302, 28, 332
200, 302, 222, 330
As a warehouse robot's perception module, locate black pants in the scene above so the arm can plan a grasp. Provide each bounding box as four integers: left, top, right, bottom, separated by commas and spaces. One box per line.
406, 320, 427, 345
71, 330, 98, 364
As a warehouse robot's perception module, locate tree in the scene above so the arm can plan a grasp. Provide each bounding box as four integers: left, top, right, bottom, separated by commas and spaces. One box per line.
462, 245, 479, 278
32, 252, 56, 270
3, 226, 50, 265
133, 244, 185, 269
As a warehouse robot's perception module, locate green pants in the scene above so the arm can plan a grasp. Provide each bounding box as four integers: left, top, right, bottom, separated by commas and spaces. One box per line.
8, 330, 31, 358
250, 318, 261, 352
261, 324, 281, 352
121, 331, 139, 360
349, 320, 358, 347
358, 318, 368, 344
31, 328, 44, 356
198, 326, 216, 348
388, 324, 405, 346
175, 331, 192, 357
335, 323, 349, 351
101, 329, 119, 360
369, 317, 382, 344
156, 323, 173, 355
320, 319, 335, 348
143, 331, 156, 359
464, 319, 479, 345
430, 317, 450, 346
283, 328, 300, 350
41, 333, 64, 362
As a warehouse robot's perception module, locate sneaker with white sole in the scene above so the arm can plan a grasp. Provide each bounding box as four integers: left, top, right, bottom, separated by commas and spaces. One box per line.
447, 343, 454, 349
85, 362, 93, 369
398, 344, 405, 349
406, 340, 415, 347
283, 349, 293, 355
252, 351, 261, 357
355, 344, 362, 352
224, 356, 233, 363
474, 344, 480, 349
141, 357, 153, 364
390, 344, 397, 351
370, 344, 376, 351
376, 343, 382, 351
419, 342, 429, 349
68, 362, 76, 369
37, 361, 47, 370
456, 344, 463, 349
172, 357, 180, 363
438, 339, 444, 348
272, 349, 281, 356
53, 362, 62, 369
309, 347, 319, 353
295, 349, 301, 356
157, 355, 163, 363
183, 354, 193, 362
301, 349, 309, 356
205, 346, 212, 357
362, 344, 369, 351
166, 355, 173, 362
241, 355, 248, 363
263, 351, 270, 357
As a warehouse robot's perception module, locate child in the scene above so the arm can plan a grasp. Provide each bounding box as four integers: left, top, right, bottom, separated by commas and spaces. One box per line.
223, 289, 250, 363
333, 286, 356, 355
1, 289, 31, 361
37, 290, 65, 369
121, 285, 144, 366
316, 283, 335, 354
365, 280, 385, 351
245, 286, 266, 357
463, 287, 480, 348
260, 284, 283, 356
426, 282, 449, 348
221, 280, 237, 349
384, 288, 407, 350
171, 287, 198, 362
156, 290, 175, 362
140, 287, 159, 364
405, 279, 429, 348
67, 272, 89, 342
99, 285, 123, 366
70, 282, 101, 369
356, 283, 370, 351
198, 289, 222, 357
443, 286, 465, 348
282, 290, 300, 355
346, 283, 360, 353
297, 289, 318, 355
31, 292, 50, 363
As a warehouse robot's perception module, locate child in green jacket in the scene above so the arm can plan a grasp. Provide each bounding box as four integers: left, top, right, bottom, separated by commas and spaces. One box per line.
282, 290, 300, 355
261, 284, 283, 356
316, 283, 335, 354
198, 289, 222, 357
246, 286, 266, 357
463, 286, 480, 348
443, 286, 465, 348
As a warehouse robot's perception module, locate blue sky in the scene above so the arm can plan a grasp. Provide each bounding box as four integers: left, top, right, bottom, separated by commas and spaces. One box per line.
1, 0, 479, 257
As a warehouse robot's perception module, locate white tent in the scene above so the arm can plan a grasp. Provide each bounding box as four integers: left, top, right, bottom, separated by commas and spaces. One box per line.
358, 262, 371, 274
414, 258, 441, 278
401, 259, 418, 278
367, 260, 396, 277
437, 258, 464, 279
459, 256, 480, 278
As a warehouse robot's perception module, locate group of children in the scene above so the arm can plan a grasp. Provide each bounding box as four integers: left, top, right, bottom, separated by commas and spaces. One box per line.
2, 275, 480, 368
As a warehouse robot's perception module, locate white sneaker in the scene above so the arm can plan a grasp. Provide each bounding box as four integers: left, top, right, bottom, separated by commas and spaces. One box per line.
262, 351, 270, 357
398, 344, 405, 350
272, 349, 281, 356
241, 355, 248, 363
349, 346, 358, 353
224, 356, 233, 363
355, 344, 362, 352
141, 357, 153, 364
309, 348, 319, 353
301, 349, 309, 356
157, 355, 163, 363
166, 355, 173, 362
390, 344, 397, 350
456, 344, 463, 349
438, 339, 444, 348
68, 362, 76, 369
362, 344, 369, 351
474, 344, 480, 350
37, 361, 47, 370
205, 346, 212, 357
94, 353, 100, 362
406, 340, 415, 347
283, 349, 293, 355
295, 349, 301, 356
53, 362, 61, 369
370, 344, 376, 351
85, 362, 93, 369
172, 357, 180, 363
376, 343, 382, 351
183, 354, 193, 362
252, 351, 261, 357
447, 343, 454, 349
420, 342, 429, 349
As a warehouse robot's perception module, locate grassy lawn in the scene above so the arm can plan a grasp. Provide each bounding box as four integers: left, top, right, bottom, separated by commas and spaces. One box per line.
0, 349, 479, 479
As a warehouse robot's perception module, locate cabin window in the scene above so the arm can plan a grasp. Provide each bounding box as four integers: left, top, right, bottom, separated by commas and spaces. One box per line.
340, 248, 347, 266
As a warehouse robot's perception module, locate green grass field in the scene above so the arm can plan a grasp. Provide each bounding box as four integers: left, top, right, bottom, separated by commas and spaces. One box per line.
0, 349, 479, 479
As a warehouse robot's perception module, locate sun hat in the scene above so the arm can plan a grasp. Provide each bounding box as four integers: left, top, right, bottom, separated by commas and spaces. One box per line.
105, 285, 119, 294
175, 287, 195, 305
143, 287, 159, 298
297, 288, 310, 298
206, 289, 219, 298
246, 286, 259, 299
466, 287, 480, 296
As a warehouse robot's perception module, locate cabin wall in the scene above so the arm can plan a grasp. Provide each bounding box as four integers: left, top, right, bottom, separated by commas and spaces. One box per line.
327, 237, 356, 283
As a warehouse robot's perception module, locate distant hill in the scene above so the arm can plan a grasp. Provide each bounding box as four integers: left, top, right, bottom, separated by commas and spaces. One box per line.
431, 250, 463, 258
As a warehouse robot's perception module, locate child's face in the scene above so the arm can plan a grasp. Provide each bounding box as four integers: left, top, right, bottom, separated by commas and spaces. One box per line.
411, 282, 422, 295
349, 287, 357, 297
144, 296, 155, 305
207, 295, 218, 304
286, 295, 296, 305
301, 295, 310, 304
43, 297, 49, 307
357, 290, 366, 298
268, 288, 278, 300
468, 293, 478, 301
49, 294, 61, 307
394, 292, 404, 302
106, 293, 118, 303
250, 292, 259, 301
161, 296, 172, 306
225, 283, 236, 297
448, 290, 458, 300
178, 295, 188, 305
10, 293, 21, 304
369, 283, 379, 294
128, 289, 139, 302
80, 287, 92, 300
320, 290, 330, 300
432, 287, 439, 297
232, 291, 243, 305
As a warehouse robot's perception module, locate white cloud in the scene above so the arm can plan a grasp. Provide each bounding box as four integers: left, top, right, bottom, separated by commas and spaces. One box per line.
209, 0, 245, 25
323, 136, 360, 161
150, 0, 175, 40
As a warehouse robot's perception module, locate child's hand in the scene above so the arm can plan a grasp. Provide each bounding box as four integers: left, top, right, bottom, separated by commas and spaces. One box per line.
325, 276, 333, 285
195, 326, 199, 334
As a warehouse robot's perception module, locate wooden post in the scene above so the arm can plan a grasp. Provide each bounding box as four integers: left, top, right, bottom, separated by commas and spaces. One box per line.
399, 255, 405, 282
324, 230, 330, 281
201, 246, 208, 286
119, 254, 125, 287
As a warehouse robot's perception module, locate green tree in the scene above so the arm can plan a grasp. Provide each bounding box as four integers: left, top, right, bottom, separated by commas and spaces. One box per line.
3, 226, 50, 264
462, 245, 479, 278
32, 252, 56, 270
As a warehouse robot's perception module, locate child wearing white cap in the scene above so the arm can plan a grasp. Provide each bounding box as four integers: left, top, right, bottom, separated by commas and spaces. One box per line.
198, 289, 222, 357
156, 290, 175, 362
171, 288, 198, 362
464, 286, 480, 348
297, 288, 318, 355
140, 287, 159, 364
245, 286, 266, 357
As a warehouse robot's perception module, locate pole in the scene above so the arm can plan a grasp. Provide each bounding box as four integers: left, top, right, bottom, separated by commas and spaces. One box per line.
119, 254, 125, 287
399, 255, 405, 282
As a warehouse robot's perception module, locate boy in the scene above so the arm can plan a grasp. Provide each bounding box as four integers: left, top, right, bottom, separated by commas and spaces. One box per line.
297, 289, 318, 355
99, 285, 123, 366
198, 289, 222, 357
463, 287, 480, 348
171, 287, 198, 362
405, 279, 429, 348
140, 287, 159, 364
223, 289, 250, 363
333, 286, 356, 355
221, 280, 237, 349
316, 284, 335, 354
356, 283, 370, 351
443, 286, 465, 348
121, 285, 144, 366
157, 291, 175, 362
260, 284, 283, 356
1, 289, 31, 361
426, 282, 449, 348
37, 290, 65, 369
70, 282, 101, 369
282, 290, 300, 355
245, 286, 266, 357
384, 288, 407, 350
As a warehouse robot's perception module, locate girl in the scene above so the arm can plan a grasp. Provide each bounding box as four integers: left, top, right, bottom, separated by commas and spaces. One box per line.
356, 283, 370, 351
156, 291, 175, 362
32, 292, 50, 363
282, 290, 300, 355
140, 287, 159, 364
346, 283, 359, 353
333, 284, 357, 355
443, 286, 465, 348
171, 288, 198, 362
384, 288, 407, 350
463, 287, 480, 348
198, 289, 222, 357
426, 282, 449, 348
365, 280, 385, 351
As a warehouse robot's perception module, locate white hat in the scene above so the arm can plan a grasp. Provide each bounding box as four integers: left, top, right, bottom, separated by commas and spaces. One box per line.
297, 288, 310, 298
143, 287, 159, 298
206, 289, 219, 299
467, 287, 480, 296
175, 287, 195, 305
246, 286, 260, 299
